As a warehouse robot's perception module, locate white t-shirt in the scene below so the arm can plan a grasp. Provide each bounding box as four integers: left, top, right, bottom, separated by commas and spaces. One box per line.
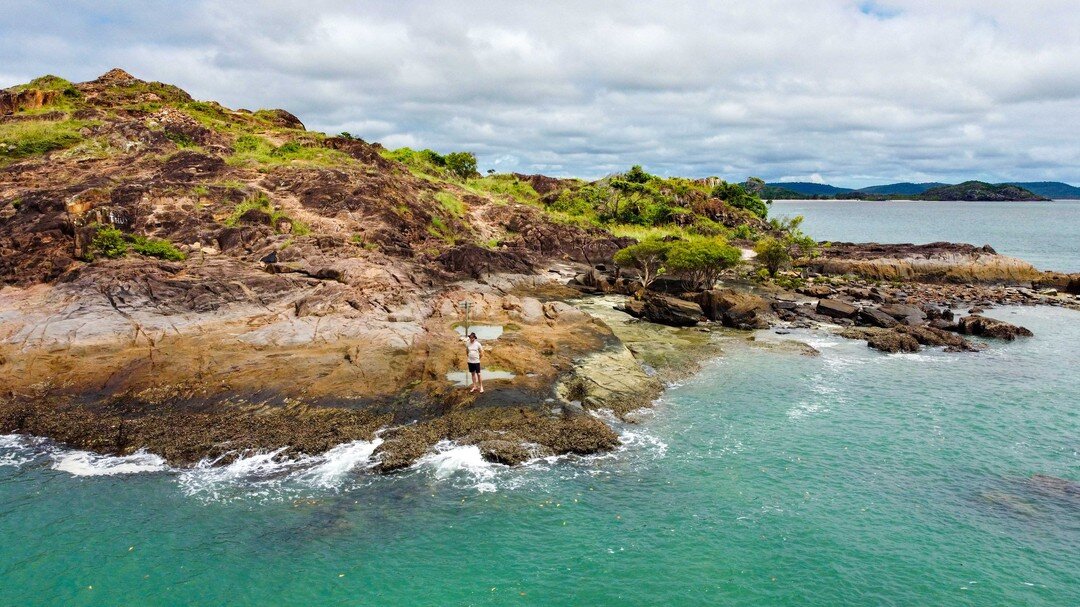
466, 339, 483, 363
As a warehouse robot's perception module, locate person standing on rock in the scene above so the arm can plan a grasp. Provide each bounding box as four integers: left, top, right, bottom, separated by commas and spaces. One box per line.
466, 332, 484, 393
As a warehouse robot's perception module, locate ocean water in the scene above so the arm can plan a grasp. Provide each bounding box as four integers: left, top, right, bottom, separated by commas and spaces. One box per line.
3, 217, 1080, 605
771, 199, 1080, 272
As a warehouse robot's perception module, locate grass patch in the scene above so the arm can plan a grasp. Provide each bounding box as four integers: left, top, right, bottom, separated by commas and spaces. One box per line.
434, 191, 464, 216
0, 120, 85, 161
427, 216, 458, 244
465, 174, 542, 206
227, 134, 349, 168
607, 224, 687, 241
224, 193, 310, 235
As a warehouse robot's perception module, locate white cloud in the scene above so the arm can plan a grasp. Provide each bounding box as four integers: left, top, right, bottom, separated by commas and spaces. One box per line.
2, 0, 1078, 186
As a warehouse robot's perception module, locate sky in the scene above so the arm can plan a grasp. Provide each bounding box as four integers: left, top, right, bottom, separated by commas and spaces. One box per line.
3, 1, 1079, 187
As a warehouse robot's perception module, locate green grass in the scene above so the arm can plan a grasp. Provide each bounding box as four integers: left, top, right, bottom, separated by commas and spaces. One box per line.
427, 216, 458, 244
434, 191, 464, 216
84, 225, 186, 262
0, 120, 85, 161
227, 134, 349, 168
465, 174, 542, 205
224, 193, 310, 235
608, 224, 687, 241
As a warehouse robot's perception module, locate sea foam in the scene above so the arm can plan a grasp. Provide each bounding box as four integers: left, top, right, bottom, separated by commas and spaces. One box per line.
51, 449, 168, 476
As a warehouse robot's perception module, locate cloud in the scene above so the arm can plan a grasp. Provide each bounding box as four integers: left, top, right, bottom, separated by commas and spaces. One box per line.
2, 0, 1079, 186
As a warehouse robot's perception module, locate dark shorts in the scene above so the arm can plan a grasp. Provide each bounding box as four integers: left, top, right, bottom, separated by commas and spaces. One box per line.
468, 362, 481, 374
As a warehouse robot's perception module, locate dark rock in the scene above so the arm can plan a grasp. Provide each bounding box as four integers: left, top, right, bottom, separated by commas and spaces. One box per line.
649, 275, 696, 294
857, 307, 899, 328
638, 294, 702, 327
879, 303, 926, 322
955, 315, 1033, 340
816, 298, 857, 319
699, 289, 774, 329
477, 440, 538, 466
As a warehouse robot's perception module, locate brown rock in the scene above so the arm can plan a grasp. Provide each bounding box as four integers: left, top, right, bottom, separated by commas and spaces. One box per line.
955, 315, 1033, 340
699, 288, 773, 329
816, 298, 857, 319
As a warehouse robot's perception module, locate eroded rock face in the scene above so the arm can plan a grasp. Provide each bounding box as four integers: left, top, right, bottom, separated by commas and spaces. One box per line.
804, 242, 1047, 284
955, 315, 1034, 340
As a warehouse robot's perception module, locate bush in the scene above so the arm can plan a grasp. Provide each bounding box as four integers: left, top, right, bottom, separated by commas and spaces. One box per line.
711, 181, 769, 219
613, 238, 671, 290
129, 236, 186, 261
88, 225, 128, 260
665, 237, 742, 291
445, 151, 478, 179
754, 237, 791, 277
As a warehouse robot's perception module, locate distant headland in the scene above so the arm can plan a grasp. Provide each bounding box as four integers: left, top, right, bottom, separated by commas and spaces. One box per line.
755, 180, 1080, 201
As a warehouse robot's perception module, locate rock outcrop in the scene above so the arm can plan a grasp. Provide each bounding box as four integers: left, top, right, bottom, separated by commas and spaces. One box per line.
955, 315, 1034, 340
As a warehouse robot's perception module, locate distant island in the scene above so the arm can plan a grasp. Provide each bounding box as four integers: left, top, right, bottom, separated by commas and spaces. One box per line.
755, 180, 1079, 201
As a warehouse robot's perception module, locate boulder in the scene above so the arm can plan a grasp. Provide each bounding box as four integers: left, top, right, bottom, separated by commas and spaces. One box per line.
640, 294, 703, 327
857, 307, 899, 328
816, 298, 857, 319
649, 275, 696, 295
897, 325, 981, 352
878, 303, 926, 322
867, 331, 920, 353
798, 284, 832, 298
955, 315, 1033, 340
699, 288, 773, 329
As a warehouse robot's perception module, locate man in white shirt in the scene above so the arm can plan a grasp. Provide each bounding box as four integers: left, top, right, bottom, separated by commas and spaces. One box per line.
466, 332, 484, 393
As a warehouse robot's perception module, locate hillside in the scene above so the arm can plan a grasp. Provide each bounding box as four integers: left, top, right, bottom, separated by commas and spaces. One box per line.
856, 182, 946, 196
764, 182, 853, 197
919, 181, 1048, 202
0, 69, 773, 467
1004, 181, 1080, 199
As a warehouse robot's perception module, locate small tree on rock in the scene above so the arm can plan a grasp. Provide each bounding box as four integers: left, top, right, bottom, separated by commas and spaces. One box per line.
613, 238, 671, 291
665, 237, 743, 291
754, 237, 791, 277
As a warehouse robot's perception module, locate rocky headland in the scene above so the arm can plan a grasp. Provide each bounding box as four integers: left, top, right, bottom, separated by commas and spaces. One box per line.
2, 70, 1078, 469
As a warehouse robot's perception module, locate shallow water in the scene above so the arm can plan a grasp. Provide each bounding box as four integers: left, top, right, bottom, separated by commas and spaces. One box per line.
771, 199, 1080, 272
2, 306, 1078, 605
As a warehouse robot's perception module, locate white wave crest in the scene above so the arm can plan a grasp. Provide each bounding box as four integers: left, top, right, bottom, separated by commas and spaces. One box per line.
51, 449, 168, 476
415, 441, 500, 492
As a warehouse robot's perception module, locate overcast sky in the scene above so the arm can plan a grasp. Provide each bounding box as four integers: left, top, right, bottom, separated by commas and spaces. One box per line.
3, 1, 1079, 186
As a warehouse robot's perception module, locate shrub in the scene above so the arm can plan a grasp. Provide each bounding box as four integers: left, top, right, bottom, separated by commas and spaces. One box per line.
466, 174, 542, 205
445, 151, 478, 179
613, 238, 672, 290
711, 181, 769, 219
130, 236, 186, 261
88, 225, 128, 260
665, 237, 742, 291
754, 237, 791, 277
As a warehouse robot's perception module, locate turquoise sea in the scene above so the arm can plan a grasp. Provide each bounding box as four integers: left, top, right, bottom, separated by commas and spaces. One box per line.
771, 199, 1080, 272
2, 203, 1079, 606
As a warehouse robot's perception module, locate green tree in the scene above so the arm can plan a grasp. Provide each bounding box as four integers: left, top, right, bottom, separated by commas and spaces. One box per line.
445, 151, 478, 179
712, 181, 769, 219
613, 238, 671, 290
666, 237, 743, 291
754, 237, 791, 277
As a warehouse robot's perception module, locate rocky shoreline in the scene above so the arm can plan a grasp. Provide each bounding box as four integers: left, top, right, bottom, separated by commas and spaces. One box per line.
3, 70, 1079, 473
